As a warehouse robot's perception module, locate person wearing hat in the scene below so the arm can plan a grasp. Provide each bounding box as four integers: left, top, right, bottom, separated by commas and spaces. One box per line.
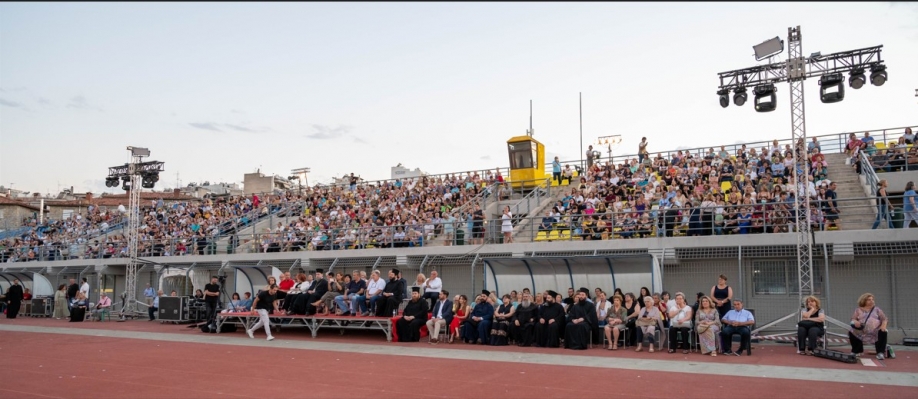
395, 286, 429, 342
535, 290, 565, 348
374, 269, 405, 317
564, 288, 599, 350
460, 291, 494, 345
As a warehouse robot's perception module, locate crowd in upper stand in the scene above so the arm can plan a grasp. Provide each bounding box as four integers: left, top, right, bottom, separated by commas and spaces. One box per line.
1, 193, 281, 261
253, 171, 502, 252
6, 129, 912, 262
0, 169, 507, 261
539, 135, 842, 239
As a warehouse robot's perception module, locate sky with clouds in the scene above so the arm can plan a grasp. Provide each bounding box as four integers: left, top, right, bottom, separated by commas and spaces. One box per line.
1, 2, 917, 196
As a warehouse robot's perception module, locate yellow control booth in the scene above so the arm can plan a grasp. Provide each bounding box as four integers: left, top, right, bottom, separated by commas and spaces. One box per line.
507, 136, 545, 189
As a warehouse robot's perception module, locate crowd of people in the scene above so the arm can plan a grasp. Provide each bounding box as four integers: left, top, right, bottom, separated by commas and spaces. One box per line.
3, 131, 913, 261
0, 193, 288, 262
247, 171, 506, 252
195, 269, 892, 362
539, 135, 844, 239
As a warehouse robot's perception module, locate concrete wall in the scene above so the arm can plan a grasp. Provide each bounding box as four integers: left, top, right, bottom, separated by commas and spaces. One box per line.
0, 204, 36, 230
243, 173, 275, 195
878, 170, 918, 194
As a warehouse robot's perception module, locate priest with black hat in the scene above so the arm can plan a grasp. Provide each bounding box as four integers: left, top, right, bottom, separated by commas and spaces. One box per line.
375, 269, 405, 317
535, 290, 564, 348
395, 286, 429, 342
304, 269, 328, 315
460, 290, 494, 344
512, 291, 539, 347
564, 287, 599, 350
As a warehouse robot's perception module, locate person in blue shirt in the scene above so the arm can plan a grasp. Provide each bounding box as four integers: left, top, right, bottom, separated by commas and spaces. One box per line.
903, 181, 917, 228
552, 157, 562, 186
148, 290, 163, 321
461, 291, 494, 345
735, 208, 752, 234
720, 299, 755, 355
539, 210, 554, 232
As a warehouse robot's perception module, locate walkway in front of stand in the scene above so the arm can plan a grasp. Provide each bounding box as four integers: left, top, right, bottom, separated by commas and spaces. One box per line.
0, 319, 916, 398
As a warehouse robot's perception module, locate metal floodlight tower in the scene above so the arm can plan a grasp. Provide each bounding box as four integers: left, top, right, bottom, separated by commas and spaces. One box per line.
106, 147, 164, 319
716, 26, 887, 339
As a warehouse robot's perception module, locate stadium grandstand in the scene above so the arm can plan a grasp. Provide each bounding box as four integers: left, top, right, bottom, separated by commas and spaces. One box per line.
2, 123, 917, 348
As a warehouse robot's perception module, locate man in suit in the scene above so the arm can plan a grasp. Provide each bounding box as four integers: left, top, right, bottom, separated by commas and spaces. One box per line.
426, 289, 454, 344
305, 270, 329, 316
291, 270, 321, 315
5, 279, 24, 318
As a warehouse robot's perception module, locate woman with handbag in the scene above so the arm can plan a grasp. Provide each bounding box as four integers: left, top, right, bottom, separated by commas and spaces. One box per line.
603, 294, 628, 350
635, 296, 661, 353
695, 296, 721, 356
849, 293, 889, 360
797, 296, 825, 355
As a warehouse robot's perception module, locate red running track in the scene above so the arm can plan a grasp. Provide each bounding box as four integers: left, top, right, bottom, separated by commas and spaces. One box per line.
4, 317, 917, 374
1, 330, 917, 399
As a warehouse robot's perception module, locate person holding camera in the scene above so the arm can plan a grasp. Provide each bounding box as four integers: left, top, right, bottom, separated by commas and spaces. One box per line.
849, 293, 889, 360
797, 296, 825, 355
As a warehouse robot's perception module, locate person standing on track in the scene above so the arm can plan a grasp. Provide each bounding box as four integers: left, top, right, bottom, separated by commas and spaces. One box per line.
204, 276, 221, 330
247, 284, 278, 341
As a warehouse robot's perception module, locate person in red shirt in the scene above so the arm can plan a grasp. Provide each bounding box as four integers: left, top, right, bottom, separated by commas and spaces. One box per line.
23, 288, 32, 301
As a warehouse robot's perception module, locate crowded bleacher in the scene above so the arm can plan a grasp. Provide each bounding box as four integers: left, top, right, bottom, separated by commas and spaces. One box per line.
5, 127, 917, 261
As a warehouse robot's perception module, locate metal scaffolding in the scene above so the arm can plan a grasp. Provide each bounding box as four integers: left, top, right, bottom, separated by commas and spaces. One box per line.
716, 26, 886, 335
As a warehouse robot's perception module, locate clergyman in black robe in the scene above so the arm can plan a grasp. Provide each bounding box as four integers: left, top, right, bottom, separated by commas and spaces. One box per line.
565, 288, 599, 350
5, 279, 24, 319
535, 291, 564, 348
512, 292, 539, 347
395, 287, 429, 342
375, 269, 405, 317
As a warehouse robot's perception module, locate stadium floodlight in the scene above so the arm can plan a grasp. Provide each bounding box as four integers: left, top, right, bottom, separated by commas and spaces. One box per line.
140, 171, 159, 189
754, 36, 784, 61
127, 146, 150, 157
870, 64, 887, 86
718, 89, 730, 108
848, 69, 866, 89
819, 73, 845, 103
121, 175, 132, 191
733, 88, 748, 106
753, 84, 777, 112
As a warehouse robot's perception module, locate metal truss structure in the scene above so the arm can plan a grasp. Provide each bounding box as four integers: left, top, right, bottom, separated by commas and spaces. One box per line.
106, 147, 163, 319
716, 26, 886, 336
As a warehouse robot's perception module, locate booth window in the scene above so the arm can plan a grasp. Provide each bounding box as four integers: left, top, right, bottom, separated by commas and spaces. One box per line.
508, 142, 537, 169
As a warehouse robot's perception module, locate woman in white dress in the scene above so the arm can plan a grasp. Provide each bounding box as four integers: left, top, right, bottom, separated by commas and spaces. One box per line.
501, 206, 514, 244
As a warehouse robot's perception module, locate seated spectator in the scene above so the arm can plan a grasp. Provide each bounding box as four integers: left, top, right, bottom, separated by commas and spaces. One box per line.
603, 294, 628, 350
334, 271, 365, 316
808, 137, 821, 153
849, 293, 889, 360
395, 287, 429, 342
222, 292, 244, 313
635, 296, 661, 353
667, 292, 693, 354
91, 292, 112, 321
720, 300, 755, 355
695, 296, 722, 356
450, 294, 471, 342
426, 290, 453, 344
461, 292, 494, 345
422, 270, 442, 309
365, 270, 386, 316
70, 291, 89, 322
904, 127, 915, 144
539, 210, 554, 232
797, 295, 825, 355
490, 294, 516, 346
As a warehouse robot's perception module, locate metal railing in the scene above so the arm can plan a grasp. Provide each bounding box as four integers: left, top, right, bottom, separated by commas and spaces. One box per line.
4, 193, 908, 262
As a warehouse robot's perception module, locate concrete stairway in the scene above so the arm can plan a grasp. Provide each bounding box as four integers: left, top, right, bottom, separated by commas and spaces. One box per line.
823, 153, 875, 230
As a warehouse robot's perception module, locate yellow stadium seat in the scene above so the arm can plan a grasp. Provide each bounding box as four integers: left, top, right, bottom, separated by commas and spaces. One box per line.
535, 231, 549, 242
876, 142, 887, 151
